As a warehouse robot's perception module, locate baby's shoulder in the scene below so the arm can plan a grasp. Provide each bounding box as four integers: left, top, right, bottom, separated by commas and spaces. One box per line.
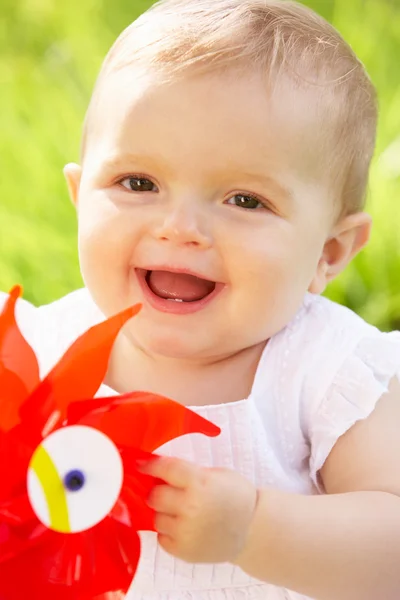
283, 292, 400, 392
292, 294, 400, 488
259, 292, 400, 425
292, 292, 372, 342
276, 293, 381, 373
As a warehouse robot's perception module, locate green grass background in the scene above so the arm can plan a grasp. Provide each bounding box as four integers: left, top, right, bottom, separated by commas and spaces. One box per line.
1, 0, 399, 330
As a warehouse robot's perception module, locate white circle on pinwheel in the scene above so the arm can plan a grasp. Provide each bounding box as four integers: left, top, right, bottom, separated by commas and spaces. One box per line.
27, 425, 123, 533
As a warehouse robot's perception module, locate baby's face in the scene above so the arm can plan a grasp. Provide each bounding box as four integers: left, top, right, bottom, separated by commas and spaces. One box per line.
68, 68, 335, 360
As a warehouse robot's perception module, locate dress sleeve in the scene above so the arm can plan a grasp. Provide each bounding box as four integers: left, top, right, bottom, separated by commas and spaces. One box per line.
309, 329, 400, 490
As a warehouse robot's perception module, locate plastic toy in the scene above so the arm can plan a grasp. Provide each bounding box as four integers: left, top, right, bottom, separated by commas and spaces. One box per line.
0, 286, 220, 599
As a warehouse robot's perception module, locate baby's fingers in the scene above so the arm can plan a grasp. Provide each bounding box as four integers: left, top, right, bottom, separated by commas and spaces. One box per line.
154, 512, 177, 537
139, 456, 201, 488
148, 483, 184, 515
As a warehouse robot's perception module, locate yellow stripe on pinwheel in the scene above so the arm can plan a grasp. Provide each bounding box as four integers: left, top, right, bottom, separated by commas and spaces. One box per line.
30, 444, 71, 532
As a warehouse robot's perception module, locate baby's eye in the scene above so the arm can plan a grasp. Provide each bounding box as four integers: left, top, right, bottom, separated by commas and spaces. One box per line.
120, 176, 158, 192
225, 194, 266, 210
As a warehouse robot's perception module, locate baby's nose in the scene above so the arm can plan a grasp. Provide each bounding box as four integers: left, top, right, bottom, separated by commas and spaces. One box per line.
153, 204, 212, 248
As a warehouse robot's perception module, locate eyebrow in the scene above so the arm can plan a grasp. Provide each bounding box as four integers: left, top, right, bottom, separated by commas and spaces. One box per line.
98, 154, 294, 206
99, 152, 167, 175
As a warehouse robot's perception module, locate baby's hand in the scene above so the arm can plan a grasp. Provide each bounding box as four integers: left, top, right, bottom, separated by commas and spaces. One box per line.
138, 457, 257, 564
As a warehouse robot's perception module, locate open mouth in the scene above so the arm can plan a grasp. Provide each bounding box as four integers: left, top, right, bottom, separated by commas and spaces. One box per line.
135, 268, 222, 314
146, 269, 215, 302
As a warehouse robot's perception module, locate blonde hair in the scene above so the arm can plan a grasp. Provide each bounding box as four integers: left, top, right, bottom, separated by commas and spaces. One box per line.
84, 0, 378, 216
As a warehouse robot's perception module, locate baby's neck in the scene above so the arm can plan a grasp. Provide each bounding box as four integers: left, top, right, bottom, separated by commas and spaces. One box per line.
105, 339, 267, 407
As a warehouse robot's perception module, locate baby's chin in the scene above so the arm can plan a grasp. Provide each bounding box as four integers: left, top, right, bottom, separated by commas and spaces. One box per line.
123, 318, 233, 363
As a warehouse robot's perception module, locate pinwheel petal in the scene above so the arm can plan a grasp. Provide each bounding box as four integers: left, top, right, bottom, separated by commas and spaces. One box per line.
65, 394, 140, 426
19, 304, 141, 444
0, 492, 35, 526
0, 286, 40, 431
0, 519, 139, 600
0, 531, 88, 600
74, 394, 221, 452
0, 429, 32, 505
80, 518, 140, 597
110, 472, 157, 531
0, 518, 48, 566
107, 518, 142, 581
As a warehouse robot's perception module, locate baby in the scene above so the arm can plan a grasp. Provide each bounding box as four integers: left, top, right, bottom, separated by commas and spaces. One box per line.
4, 0, 400, 598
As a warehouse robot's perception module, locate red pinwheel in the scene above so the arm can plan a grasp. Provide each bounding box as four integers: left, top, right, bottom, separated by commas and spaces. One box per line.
0, 286, 220, 600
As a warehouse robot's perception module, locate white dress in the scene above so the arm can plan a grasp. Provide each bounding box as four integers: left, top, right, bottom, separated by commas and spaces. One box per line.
2, 289, 400, 600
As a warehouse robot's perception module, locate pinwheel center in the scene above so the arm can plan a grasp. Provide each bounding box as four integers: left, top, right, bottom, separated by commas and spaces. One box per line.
64, 469, 86, 492
27, 425, 124, 534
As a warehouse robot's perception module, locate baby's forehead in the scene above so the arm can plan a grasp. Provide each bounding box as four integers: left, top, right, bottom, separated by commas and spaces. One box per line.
81, 66, 151, 161
83, 64, 327, 166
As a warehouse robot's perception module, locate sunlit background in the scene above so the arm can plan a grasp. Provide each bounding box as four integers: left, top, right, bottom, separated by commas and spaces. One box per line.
1, 0, 399, 329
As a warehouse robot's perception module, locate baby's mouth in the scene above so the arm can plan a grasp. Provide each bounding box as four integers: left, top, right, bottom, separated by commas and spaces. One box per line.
144, 270, 216, 302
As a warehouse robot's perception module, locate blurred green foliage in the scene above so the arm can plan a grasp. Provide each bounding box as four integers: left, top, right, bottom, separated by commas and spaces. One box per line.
0, 0, 399, 329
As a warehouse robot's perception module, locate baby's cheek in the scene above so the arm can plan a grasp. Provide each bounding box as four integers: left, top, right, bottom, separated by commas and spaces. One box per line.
78, 213, 131, 275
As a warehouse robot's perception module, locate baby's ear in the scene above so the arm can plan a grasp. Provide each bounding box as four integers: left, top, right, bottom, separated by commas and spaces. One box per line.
308, 212, 372, 294
63, 163, 82, 207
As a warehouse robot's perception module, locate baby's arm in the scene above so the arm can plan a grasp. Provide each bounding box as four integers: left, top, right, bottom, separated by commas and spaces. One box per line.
235, 375, 400, 600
